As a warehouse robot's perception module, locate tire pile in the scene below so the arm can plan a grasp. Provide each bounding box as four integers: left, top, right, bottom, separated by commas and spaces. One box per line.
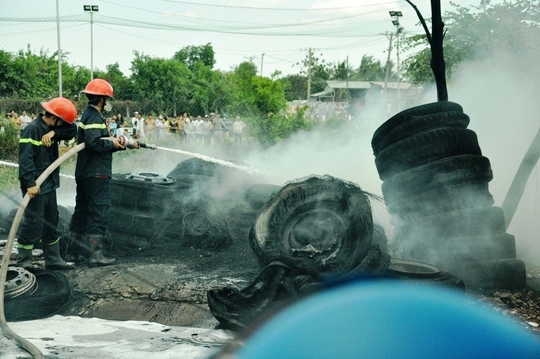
372, 101, 526, 289
109, 158, 250, 256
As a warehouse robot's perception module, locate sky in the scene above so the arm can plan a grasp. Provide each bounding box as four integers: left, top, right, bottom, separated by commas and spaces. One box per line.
0, 0, 487, 77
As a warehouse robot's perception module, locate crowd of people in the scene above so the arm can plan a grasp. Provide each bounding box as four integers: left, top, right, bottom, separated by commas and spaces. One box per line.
2, 110, 35, 136
106, 111, 248, 146
4, 109, 249, 147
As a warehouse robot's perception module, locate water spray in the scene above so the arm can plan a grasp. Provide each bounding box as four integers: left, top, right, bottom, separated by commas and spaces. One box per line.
154, 145, 271, 177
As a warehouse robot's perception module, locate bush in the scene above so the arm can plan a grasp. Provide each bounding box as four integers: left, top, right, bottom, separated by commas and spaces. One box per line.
0, 121, 19, 162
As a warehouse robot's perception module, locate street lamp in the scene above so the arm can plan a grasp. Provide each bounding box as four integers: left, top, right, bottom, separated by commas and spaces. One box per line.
389, 10, 403, 111
84, 5, 99, 80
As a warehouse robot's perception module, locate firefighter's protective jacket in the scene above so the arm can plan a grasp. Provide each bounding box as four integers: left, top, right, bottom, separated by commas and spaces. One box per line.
75, 106, 121, 179
19, 114, 77, 195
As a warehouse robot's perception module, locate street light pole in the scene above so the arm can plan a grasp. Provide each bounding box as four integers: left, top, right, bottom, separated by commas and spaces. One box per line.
84, 5, 99, 80
389, 11, 403, 111
56, 0, 62, 97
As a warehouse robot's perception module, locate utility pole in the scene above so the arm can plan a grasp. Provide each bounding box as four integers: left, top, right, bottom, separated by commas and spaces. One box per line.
261, 53, 265, 77
383, 32, 394, 95
307, 48, 313, 100
56, 0, 62, 97
346, 55, 349, 88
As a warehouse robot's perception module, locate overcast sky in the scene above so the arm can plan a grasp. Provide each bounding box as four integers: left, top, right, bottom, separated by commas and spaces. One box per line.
1, 0, 488, 77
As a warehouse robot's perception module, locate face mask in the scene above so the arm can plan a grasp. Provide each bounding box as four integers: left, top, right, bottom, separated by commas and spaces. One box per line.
104, 101, 113, 112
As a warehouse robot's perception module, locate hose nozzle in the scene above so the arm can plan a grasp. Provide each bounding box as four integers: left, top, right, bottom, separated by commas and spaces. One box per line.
139, 142, 157, 150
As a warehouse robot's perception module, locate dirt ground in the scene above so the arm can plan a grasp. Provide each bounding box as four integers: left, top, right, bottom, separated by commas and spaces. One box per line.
52, 230, 540, 337
1, 193, 539, 337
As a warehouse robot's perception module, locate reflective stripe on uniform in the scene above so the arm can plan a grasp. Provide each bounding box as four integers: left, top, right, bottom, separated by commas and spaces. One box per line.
19, 138, 43, 146
47, 237, 61, 246
17, 243, 34, 250
79, 123, 107, 130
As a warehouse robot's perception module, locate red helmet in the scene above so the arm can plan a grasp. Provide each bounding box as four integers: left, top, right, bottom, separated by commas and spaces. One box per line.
41, 97, 78, 124
81, 78, 114, 98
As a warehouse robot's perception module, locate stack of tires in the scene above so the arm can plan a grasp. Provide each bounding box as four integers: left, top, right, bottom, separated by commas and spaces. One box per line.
372, 101, 526, 289
109, 158, 249, 256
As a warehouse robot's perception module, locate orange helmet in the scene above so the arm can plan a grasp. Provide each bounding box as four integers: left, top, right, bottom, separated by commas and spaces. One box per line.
41, 97, 78, 124
81, 78, 114, 98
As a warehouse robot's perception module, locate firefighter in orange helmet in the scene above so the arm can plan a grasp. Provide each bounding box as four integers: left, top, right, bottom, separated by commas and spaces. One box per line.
69, 78, 138, 267
17, 97, 78, 270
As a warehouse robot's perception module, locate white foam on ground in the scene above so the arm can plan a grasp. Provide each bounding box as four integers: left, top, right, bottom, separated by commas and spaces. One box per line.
0, 315, 233, 358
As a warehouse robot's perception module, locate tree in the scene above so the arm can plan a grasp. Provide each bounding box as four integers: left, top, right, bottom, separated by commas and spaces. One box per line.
330, 60, 353, 81
130, 51, 190, 114
173, 43, 216, 71
295, 50, 331, 98
280, 74, 307, 101
102, 62, 134, 100
353, 55, 388, 81
402, 0, 540, 85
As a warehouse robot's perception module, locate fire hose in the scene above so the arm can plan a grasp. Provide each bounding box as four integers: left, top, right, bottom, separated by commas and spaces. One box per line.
0, 136, 154, 358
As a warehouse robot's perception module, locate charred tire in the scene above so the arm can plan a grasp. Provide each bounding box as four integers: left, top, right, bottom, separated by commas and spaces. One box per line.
394, 206, 506, 239
387, 259, 465, 290
381, 155, 492, 203
454, 258, 526, 290
111, 172, 181, 217
4, 269, 71, 322
249, 176, 373, 273
372, 111, 470, 156
167, 158, 218, 178
387, 182, 494, 219
372, 101, 464, 148
244, 184, 282, 211
375, 128, 482, 181
396, 233, 517, 269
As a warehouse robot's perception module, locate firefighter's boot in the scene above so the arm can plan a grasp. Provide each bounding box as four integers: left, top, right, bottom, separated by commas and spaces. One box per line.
65, 232, 85, 264
16, 246, 33, 270
44, 239, 75, 270
86, 235, 116, 267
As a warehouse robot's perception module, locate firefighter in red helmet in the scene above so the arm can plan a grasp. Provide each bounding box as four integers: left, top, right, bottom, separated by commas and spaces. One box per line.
18, 97, 78, 270
69, 78, 139, 267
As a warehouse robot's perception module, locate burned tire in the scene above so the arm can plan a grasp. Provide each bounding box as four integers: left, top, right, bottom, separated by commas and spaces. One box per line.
387, 259, 465, 290
375, 128, 482, 180
244, 184, 282, 211
395, 233, 517, 269
381, 155, 493, 203
249, 175, 373, 273
372, 111, 470, 156
4, 269, 71, 322
394, 206, 506, 239
168, 158, 218, 178
372, 101, 464, 149
387, 182, 495, 219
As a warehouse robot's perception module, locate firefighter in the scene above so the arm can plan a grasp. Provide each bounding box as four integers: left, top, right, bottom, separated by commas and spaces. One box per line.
17, 97, 78, 270
69, 78, 138, 267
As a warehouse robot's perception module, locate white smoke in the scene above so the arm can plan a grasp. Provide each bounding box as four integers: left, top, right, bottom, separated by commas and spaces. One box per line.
445, 49, 540, 266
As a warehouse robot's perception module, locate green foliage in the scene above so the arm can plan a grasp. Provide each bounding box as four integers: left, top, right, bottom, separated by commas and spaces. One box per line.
402, 0, 540, 85
330, 60, 353, 81
280, 74, 307, 101
173, 43, 216, 70
131, 51, 190, 114
0, 166, 18, 193
247, 107, 313, 147
0, 122, 19, 162
353, 55, 388, 81
295, 50, 331, 96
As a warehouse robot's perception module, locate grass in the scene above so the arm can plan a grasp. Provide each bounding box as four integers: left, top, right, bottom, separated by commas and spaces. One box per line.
0, 166, 18, 193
